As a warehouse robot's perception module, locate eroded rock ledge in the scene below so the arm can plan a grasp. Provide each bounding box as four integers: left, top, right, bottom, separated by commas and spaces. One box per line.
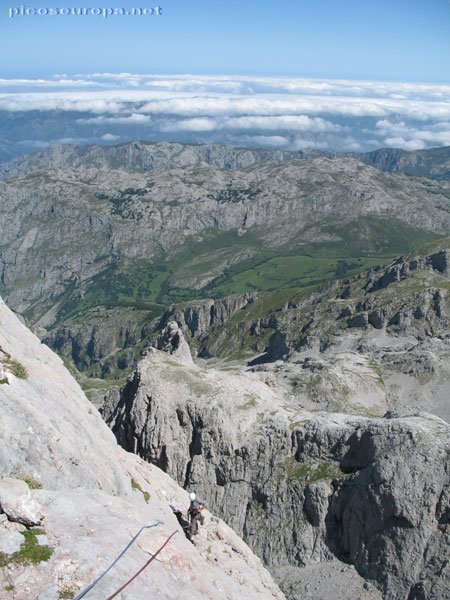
102, 348, 450, 600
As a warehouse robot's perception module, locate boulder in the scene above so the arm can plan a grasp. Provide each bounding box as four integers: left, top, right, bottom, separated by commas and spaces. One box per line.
0, 478, 43, 527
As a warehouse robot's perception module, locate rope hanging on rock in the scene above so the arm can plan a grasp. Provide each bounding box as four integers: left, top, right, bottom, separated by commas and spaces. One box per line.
73, 522, 162, 600
104, 530, 179, 600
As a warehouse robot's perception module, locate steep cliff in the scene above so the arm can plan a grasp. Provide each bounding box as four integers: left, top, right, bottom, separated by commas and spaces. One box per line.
102, 345, 450, 600
0, 296, 285, 600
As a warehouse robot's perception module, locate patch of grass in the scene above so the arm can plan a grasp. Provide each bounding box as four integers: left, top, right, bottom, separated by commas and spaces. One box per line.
316, 215, 441, 257
54, 262, 168, 324
8, 360, 27, 379
17, 476, 43, 489
131, 479, 150, 503
279, 457, 348, 483
289, 420, 306, 431
0, 529, 53, 568
58, 586, 75, 599
4, 584, 14, 592
42, 216, 442, 330
290, 374, 323, 391
159, 217, 435, 302
0, 356, 27, 380
164, 367, 217, 396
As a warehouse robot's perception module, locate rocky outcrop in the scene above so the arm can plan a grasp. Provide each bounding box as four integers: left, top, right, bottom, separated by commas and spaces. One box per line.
102, 348, 450, 600
365, 249, 450, 293
161, 293, 258, 339
0, 296, 285, 600
155, 320, 193, 364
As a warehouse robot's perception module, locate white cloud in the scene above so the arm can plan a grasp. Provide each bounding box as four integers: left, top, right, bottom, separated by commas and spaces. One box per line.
16, 139, 50, 149
225, 115, 340, 132
1, 74, 449, 153
0, 75, 449, 122
159, 114, 339, 133
78, 113, 152, 124
376, 119, 450, 147
159, 117, 218, 132
341, 138, 363, 151
384, 137, 427, 151
55, 137, 96, 144
101, 133, 121, 141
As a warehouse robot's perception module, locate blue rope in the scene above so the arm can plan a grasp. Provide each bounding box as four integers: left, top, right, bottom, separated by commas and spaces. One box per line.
73, 521, 162, 600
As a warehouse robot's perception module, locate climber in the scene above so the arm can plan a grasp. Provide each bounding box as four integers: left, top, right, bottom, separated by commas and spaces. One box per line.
170, 505, 193, 542
187, 492, 207, 536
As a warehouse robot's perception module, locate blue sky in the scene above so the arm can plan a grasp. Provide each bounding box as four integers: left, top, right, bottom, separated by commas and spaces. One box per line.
1, 0, 449, 82
0, 1, 449, 155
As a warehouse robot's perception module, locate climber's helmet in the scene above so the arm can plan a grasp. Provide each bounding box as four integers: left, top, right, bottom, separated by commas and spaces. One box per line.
189, 492, 196, 501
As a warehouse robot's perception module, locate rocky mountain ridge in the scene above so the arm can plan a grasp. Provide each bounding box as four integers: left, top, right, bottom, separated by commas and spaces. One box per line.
102, 324, 450, 600
1, 156, 448, 324
150, 240, 450, 423
43, 238, 450, 420
0, 296, 285, 600
1, 140, 449, 397
1, 141, 449, 181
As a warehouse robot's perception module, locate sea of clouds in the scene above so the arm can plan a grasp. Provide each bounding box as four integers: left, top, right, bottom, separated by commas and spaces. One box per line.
0, 73, 449, 157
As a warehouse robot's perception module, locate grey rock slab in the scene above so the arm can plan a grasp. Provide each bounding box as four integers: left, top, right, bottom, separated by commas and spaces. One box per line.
155, 320, 194, 364
0, 529, 23, 554
36, 585, 59, 600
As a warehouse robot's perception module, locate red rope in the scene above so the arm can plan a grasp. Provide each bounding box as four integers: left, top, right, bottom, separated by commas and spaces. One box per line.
104, 530, 178, 600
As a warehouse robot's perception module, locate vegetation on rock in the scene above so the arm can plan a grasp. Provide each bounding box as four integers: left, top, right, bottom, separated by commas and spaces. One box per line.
0, 529, 53, 568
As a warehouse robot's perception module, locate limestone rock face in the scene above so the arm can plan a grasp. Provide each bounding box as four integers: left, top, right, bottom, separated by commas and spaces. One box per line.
103, 349, 450, 600
163, 293, 259, 339
0, 296, 285, 600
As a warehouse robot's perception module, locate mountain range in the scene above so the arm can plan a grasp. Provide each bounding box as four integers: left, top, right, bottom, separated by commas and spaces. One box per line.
1, 142, 449, 384
1, 140, 450, 180
1, 141, 450, 599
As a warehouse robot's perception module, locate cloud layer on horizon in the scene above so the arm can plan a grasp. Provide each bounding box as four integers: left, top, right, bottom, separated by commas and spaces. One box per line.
0, 74, 449, 154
